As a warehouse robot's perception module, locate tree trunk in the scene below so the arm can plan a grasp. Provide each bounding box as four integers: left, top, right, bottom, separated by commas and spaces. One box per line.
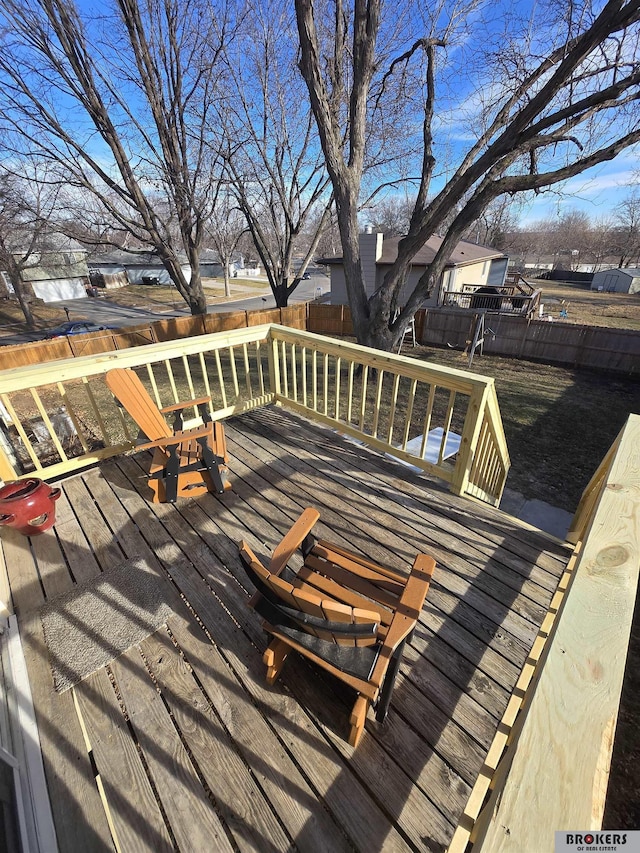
274, 280, 289, 308
185, 267, 207, 314
224, 265, 231, 297
161, 250, 207, 315
7, 268, 35, 329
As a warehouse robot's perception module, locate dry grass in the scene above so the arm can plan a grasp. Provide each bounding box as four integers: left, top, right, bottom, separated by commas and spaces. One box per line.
0, 299, 68, 331
534, 278, 640, 329
400, 342, 640, 512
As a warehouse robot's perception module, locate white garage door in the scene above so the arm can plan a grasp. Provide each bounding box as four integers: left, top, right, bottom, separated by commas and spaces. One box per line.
31, 278, 87, 302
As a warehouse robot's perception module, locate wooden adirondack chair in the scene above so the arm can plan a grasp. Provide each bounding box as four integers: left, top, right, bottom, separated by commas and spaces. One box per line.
239, 508, 434, 746
106, 367, 230, 504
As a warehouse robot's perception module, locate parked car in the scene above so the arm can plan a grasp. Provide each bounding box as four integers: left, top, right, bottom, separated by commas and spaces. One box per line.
44, 321, 118, 339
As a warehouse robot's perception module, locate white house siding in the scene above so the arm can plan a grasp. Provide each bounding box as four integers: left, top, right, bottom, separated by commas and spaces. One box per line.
31, 278, 87, 301
455, 260, 492, 290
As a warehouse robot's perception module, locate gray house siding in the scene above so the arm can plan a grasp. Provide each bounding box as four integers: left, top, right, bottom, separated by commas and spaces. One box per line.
591, 268, 640, 294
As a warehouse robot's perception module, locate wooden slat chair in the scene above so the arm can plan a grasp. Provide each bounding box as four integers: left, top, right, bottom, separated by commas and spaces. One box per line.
106, 367, 231, 504
239, 508, 434, 746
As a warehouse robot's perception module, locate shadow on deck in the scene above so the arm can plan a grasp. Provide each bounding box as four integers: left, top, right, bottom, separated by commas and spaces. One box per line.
0, 405, 571, 853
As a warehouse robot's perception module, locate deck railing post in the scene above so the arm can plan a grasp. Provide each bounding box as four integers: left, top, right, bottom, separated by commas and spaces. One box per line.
451, 384, 489, 498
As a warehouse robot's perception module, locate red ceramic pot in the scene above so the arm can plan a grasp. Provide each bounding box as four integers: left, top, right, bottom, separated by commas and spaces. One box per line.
0, 478, 61, 536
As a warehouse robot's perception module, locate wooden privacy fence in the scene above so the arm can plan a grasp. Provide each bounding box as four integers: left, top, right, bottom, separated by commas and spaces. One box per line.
307, 305, 640, 374
0, 324, 510, 506
421, 309, 640, 373
0, 305, 306, 371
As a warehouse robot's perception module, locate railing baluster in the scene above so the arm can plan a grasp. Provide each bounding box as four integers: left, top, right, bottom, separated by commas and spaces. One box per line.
468, 421, 490, 495
291, 344, 298, 402
182, 354, 196, 400
323, 353, 329, 416
146, 364, 162, 408
281, 341, 289, 398
401, 379, 418, 451
1, 393, 42, 471
371, 370, 384, 439
301, 347, 307, 408
438, 390, 457, 465
359, 365, 369, 432
165, 359, 179, 404
229, 346, 240, 399
312, 350, 318, 412
30, 388, 67, 462
256, 341, 265, 397
214, 350, 228, 409
334, 357, 341, 421
242, 343, 253, 399
198, 352, 213, 413
387, 373, 401, 445
419, 384, 436, 459
57, 382, 91, 452
81, 377, 110, 448
346, 361, 355, 425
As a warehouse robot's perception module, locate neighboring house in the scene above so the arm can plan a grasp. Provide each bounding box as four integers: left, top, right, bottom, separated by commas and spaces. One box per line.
88, 249, 228, 285
319, 231, 508, 307
591, 267, 640, 293
0, 235, 90, 302
519, 255, 621, 274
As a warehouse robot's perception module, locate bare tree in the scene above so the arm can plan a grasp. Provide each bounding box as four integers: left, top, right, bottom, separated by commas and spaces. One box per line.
466, 196, 523, 251
220, 1, 333, 307
367, 197, 414, 237
614, 187, 640, 266
0, 0, 233, 315
207, 187, 247, 296
0, 168, 61, 327
295, 0, 640, 350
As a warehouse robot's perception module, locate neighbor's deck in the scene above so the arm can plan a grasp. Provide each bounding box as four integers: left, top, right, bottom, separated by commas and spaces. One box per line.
1, 406, 572, 853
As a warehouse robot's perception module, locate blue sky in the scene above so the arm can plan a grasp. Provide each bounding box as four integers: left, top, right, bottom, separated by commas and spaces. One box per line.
517, 152, 639, 225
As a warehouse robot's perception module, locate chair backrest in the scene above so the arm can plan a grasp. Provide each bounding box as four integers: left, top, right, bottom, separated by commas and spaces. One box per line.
106, 368, 172, 441
239, 542, 381, 646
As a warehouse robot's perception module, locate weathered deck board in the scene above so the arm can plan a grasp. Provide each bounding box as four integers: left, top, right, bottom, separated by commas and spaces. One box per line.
0, 405, 572, 853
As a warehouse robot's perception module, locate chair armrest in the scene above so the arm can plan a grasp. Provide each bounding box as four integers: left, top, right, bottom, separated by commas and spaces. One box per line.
160, 396, 211, 414
397, 554, 434, 620
135, 424, 213, 451
269, 508, 320, 576
368, 554, 434, 689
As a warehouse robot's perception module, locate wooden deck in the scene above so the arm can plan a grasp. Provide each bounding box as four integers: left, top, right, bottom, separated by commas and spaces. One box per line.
1, 405, 572, 853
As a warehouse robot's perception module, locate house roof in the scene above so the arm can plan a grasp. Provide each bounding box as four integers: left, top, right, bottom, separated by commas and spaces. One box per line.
88, 248, 223, 267
594, 267, 640, 277
317, 234, 504, 268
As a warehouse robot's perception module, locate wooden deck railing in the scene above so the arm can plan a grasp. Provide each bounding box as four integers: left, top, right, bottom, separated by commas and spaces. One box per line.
442, 284, 542, 316
0, 324, 510, 505
269, 326, 509, 505
0, 325, 274, 483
